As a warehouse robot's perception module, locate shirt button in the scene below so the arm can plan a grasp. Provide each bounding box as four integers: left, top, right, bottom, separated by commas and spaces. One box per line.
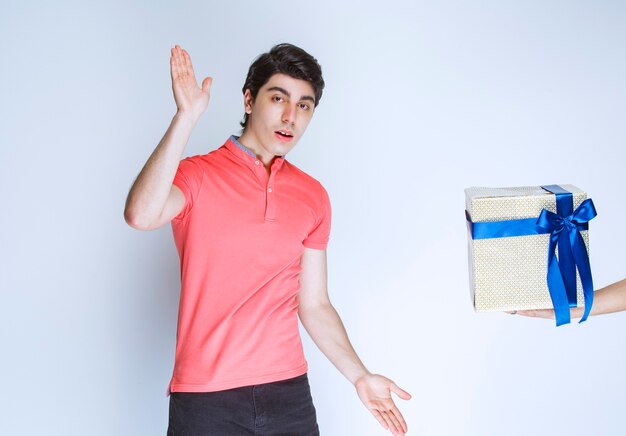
268, 188, 273, 193
255, 160, 260, 165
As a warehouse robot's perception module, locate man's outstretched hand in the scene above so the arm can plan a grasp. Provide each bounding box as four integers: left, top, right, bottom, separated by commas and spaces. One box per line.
170, 44, 212, 124
355, 373, 411, 436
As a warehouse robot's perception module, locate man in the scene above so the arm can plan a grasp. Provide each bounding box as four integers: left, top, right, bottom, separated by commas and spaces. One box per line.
125, 43, 411, 435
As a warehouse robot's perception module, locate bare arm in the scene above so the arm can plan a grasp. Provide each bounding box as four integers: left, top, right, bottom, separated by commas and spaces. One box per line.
124, 45, 212, 230
515, 278, 626, 319
297, 248, 411, 436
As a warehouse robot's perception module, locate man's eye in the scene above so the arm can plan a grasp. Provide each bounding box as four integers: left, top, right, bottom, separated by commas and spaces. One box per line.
299, 103, 310, 110
273, 96, 283, 102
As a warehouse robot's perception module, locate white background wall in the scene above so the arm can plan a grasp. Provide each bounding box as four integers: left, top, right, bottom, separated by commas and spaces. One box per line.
1, 1, 625, 435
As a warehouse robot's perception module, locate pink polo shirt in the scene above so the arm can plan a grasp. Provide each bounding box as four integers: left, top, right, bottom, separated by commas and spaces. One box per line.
168, 136, 331, 393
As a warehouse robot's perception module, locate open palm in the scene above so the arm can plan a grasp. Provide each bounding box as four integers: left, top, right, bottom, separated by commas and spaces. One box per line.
355, 373, 411, 435
170, 44, 212, 123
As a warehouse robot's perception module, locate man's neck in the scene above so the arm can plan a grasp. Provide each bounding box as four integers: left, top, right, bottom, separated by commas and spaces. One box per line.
236, 132, 278, 169
232, 134, 275, 175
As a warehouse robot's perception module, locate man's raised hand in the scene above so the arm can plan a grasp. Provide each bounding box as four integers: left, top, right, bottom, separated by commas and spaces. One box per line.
170, 44, 212, 124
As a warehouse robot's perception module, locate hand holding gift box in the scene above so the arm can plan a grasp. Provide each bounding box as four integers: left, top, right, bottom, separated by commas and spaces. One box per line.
516, 278, 626, 320
465, 184, 597, 326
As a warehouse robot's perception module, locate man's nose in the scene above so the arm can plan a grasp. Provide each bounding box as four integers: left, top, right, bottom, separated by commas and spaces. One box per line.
282, 105, 296, 125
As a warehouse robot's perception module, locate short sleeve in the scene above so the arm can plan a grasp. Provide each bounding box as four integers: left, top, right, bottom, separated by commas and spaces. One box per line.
172, 156, 204, 221
303, 184, 332, 250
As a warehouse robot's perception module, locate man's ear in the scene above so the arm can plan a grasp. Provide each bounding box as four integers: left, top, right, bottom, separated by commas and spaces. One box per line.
243, 89, 253, 114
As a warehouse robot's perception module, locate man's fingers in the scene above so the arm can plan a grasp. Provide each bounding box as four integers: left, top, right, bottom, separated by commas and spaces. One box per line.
174, 45, 183, 68
201, 76, 213, 93
172, 45, 188, 79
380, 410, 400, 435
182, 49, 192, 70
182, 49, 197, 80
170, 47, 181, 79
179, 47, 189, 76
379, 411, 395, 434
384, 409, 403, 435
390, 406, 408, 433
170, 45, 204, 96
371, 410, 388, 430
391, 383, 412, 400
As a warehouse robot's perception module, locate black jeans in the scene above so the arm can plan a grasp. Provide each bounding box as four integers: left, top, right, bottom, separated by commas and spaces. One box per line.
167, 373, 319, 435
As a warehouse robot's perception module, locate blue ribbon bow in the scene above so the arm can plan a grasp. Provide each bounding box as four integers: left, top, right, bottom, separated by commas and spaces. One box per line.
536, 197, 597, 325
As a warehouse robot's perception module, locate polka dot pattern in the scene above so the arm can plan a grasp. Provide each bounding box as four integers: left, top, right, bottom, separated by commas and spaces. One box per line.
465, 185, 589, 312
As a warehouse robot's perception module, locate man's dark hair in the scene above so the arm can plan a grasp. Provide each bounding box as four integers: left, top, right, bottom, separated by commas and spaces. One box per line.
240, 43, 325, 129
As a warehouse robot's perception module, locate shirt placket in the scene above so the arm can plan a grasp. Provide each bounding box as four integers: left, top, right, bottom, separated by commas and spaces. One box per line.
266, 159, 285, 221
252, 158, 281, 222
265, 171, 277, 222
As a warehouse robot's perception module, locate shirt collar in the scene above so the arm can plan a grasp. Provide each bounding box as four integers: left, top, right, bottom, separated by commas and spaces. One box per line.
229, 135, 257, 159
225, 135, 286, 171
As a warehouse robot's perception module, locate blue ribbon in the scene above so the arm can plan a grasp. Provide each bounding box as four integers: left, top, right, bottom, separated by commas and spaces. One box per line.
536, 195, 597, 325
467, 185, 597, 326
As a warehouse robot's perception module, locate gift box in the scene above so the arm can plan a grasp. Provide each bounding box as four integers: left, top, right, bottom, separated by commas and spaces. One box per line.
464, 184, 597, 325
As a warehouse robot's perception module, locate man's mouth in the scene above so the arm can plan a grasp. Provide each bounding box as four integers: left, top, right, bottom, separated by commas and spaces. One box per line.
275, 130, 294, 138
274, 130, 294, 142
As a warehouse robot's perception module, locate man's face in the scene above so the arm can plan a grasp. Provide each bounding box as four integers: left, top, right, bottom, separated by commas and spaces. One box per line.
243, 73, 316, 163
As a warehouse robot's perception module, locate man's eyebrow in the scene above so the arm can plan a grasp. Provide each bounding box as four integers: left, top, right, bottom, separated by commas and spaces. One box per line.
267, 86, 315, 104
267, 86, 289, 96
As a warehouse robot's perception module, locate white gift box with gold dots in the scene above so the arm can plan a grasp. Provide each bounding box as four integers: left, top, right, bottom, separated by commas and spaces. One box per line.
464, 185, 589, 312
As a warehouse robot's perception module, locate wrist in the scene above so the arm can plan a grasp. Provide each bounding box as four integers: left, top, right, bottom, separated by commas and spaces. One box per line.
351, 369, 373, 386
173, 110, 198, 127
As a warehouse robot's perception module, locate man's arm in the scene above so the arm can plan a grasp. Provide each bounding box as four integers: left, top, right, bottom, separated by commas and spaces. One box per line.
124, 45, 212, 230
515, 278, 626, 319
297, 247, 411, 436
